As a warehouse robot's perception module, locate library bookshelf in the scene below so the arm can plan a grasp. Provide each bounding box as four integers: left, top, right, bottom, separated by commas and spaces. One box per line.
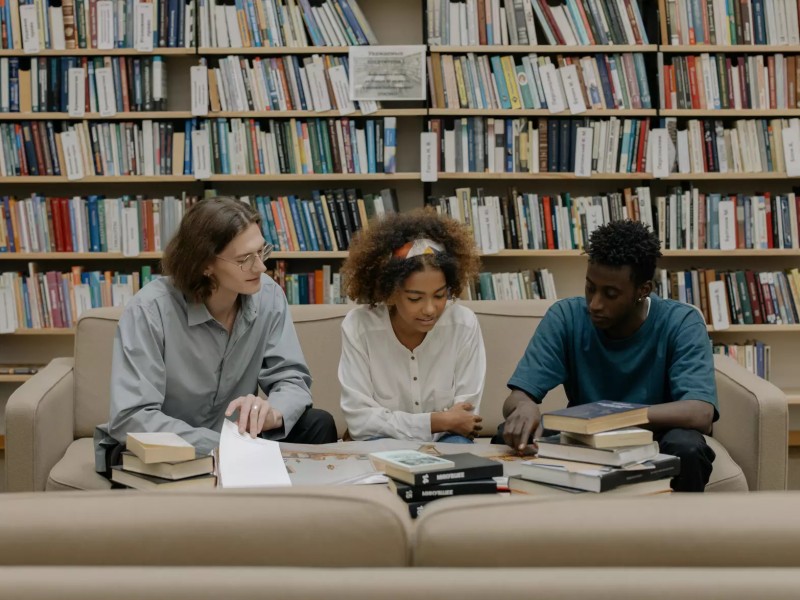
1, 0, 800, 454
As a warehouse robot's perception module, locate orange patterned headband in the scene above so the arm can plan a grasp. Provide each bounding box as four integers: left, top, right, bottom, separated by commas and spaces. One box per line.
392, 238, 445, 259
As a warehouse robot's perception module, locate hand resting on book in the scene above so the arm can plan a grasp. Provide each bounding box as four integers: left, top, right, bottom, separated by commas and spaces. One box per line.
225, 394, 284, 438
502, 390, 543, 454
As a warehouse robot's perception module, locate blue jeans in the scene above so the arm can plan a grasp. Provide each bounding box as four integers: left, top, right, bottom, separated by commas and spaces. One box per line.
437, 433, 474, 444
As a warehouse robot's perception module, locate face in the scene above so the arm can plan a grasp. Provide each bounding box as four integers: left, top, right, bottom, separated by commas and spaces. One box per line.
585, 262, 649, 331
390, 267, 448, 335
205, 223, 268, 296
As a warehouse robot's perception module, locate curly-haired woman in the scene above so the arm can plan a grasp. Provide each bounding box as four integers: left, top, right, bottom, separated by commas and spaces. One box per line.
337, 208, 486, 443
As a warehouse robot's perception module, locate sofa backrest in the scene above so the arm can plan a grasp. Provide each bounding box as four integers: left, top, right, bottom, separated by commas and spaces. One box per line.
74, 301, 563, 440
0, 487, 410, 566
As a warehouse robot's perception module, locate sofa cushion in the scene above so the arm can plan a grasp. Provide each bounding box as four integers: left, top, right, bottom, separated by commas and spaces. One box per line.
0, 487, 410, 567
413, 492, 800, 567
46, 438, 111, 492
73, 308, 122, 439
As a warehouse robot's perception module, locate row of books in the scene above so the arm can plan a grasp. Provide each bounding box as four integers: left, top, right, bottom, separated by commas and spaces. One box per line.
671, 118, 792, 175
201, 54, 378, 114
656, 268, 800, 327
251, 188, 396, 252
427, 0, 650, 47
0, 120, 186, 178
664, 0, 800, 46
0, 56, 168, 115
0, 194, 200, 254
270, 261, 347, 304
0, 0, 195, 50
467, 268, 557, 301
428, 117, 650, 174
713, 341, 771, 380
428, 52, 651, 111
0, 266, 158, 332
197, 0, 376, 49
190, 116, 396, 176
661, 53, 800, 111
654, 190, 800, 251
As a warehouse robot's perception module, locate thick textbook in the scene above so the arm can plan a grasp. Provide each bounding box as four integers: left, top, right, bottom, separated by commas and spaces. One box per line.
541, 401, 649, 434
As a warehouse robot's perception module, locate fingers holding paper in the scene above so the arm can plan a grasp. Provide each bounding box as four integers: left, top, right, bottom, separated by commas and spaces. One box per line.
225, 394, 284, 438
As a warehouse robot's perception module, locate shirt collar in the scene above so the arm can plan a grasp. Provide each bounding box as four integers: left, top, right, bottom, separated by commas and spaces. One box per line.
187, 292, 259, 327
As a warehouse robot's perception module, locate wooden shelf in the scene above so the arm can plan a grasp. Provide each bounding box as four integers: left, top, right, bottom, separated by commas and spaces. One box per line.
708, 325, 800, 333
662, 109, 800, 117
0, 48, 193, 56
664, 172, 794, 180
437, 172, 653, 180
785, 390, 800, 405
0, 111, 192, 121
660, 249, 800, 257
0, 374, 33, 383
662, 45, 800, 53
198, 46, 350, 55
431, 45, 658, 53
208, 109, 427, 118
206, 173, 421, 181
428, 108, 656, 117
0, 175, 196, 183
790, 431, 800, 447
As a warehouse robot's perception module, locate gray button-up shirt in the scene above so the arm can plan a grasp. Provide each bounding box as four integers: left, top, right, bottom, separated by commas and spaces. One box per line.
94, 275, 312, 471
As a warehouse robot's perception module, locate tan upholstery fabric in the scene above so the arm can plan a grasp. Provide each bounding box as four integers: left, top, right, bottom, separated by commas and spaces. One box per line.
705, 436, 748, 492
414, 492, 800, 567
0, 488, 410, 567
713, 354, 788, 490
46, 438, 111, 492
73, 308, 122, 439
5, 358, 75, 492
1, 568, 800, 600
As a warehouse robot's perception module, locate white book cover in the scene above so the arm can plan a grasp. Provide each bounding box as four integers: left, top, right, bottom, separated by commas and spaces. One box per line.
708, 280, 730, 330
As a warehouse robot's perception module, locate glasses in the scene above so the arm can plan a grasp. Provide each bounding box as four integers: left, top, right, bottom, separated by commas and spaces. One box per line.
216, 243, 274, 271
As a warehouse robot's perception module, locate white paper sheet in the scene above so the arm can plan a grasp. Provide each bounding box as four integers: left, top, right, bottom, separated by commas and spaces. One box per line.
218, 419, 291, 488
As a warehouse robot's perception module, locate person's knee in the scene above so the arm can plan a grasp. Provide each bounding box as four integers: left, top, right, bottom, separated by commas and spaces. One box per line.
308, 408, 338, 441
660, 429, 714, 463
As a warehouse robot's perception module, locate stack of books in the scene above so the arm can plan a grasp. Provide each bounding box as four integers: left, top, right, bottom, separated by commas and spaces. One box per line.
510, 401, 679, 497
370, 450, 504, 518
110, 432, 216, 490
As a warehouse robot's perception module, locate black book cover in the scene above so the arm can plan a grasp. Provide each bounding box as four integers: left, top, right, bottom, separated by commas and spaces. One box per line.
543, 400, 649, 422
390, 453, 503, 487
391, 478, 498, 502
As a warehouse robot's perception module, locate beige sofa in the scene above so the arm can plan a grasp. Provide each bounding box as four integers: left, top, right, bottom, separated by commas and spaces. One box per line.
5, 301, 788, 492
1, 488, 800, 598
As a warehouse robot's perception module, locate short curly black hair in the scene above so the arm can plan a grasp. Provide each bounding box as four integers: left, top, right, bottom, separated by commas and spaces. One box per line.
586, 220, 662, 286
341, 208, 480, 305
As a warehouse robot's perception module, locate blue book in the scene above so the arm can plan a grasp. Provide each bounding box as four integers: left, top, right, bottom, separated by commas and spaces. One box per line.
263, 197, 281, 250
301, 200, 320, 251
183, 120, 193, 175
312, 193, 334, 251
61, 277, 73, 328
365, 120, 376, 174
21, 279, 31, 328
68, 199, 79, 252
287, 195, 308, 251
254, 196, 273, 246
87, 196, 101, 252
335, 0, 368, 44
490, 56, 511, 109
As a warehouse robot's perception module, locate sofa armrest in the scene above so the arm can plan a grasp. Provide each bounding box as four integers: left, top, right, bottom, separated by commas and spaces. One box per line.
712, 355, 788, 491
5, 358, 75, 492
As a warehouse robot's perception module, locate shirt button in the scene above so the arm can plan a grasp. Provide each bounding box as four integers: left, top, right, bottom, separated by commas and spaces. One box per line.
413, 377, 418, 381
415, 401, 419, 406
411, 356, 415, 360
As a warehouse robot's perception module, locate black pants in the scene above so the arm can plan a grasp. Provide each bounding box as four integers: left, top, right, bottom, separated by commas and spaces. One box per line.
656, 428, 716, 493
102, 407, 338, 480
491, 422, 716, 493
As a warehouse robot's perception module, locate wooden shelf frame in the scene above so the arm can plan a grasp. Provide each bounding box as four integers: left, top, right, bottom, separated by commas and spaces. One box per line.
432, 45, 658, 53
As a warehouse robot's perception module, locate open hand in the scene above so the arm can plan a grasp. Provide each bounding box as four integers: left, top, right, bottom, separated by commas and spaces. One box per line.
225, 394, 283, 438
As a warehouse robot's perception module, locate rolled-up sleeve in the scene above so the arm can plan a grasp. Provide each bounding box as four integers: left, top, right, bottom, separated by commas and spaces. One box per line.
257, 286, 313, 439
108, 302, 220, 455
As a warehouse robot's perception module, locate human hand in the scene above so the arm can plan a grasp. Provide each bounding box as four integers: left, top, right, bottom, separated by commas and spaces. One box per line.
502, 400, 542, 454
225, 394, 283, 438
445, 402, 483, 439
